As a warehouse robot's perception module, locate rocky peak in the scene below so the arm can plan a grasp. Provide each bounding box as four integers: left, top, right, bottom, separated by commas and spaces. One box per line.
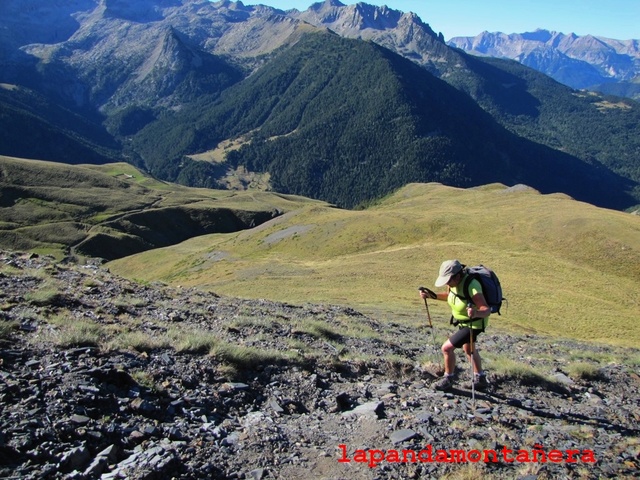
100, 0, 176, 22
292, 1, 443, 69
302, 1, 429, 33
209, 0, 253, 13
310, 0, 346, 10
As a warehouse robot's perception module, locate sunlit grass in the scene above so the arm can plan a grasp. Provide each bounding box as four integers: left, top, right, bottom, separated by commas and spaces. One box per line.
0, 156, 323, 257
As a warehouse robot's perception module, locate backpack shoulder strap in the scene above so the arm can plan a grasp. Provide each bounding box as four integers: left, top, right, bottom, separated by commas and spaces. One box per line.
461, 272, 473, 303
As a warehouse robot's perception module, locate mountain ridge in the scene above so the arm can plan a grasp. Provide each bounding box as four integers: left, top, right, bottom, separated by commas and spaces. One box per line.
214, 31, 637, 209
448, 29, 640, 99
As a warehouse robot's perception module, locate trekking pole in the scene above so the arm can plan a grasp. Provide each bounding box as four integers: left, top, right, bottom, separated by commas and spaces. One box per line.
418, 287, 438, 354
468, 304, 476, 411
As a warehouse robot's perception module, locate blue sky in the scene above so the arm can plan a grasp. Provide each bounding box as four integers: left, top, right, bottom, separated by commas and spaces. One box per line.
247, 0, 639, 40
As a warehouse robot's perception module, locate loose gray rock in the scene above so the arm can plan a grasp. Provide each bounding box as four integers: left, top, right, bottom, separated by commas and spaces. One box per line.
0, 251, 638, 479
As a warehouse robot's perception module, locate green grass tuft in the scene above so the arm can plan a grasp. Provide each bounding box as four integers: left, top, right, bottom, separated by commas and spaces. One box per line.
211, 343, 299, 371
487, 356, 556, 386
108, 330, 171, 352
566, 362, 603, 381
0, 320, 19, 339
170, 328, 219, 354
48, 319, 106, 348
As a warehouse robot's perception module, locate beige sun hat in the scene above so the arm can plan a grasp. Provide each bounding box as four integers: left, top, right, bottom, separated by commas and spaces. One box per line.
435, 259, 463, 287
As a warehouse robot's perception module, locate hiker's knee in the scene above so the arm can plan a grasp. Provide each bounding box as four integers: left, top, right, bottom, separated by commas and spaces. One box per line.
442, 340, 455, 355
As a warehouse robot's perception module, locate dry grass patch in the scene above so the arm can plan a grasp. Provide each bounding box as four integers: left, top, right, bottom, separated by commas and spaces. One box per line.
25, 279, 65, 306
107, 330, 171, 352
626, 354, 640, 368
210, 342, 302, 377
441, 464, 492, 480
130, 370, 160, 392
292, 318, 341, 341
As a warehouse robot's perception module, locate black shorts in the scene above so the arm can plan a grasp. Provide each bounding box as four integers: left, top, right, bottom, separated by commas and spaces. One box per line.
449, 326, 482, 349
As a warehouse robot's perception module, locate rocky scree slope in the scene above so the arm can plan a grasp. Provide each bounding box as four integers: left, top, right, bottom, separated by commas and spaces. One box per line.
0, 251, 639, 479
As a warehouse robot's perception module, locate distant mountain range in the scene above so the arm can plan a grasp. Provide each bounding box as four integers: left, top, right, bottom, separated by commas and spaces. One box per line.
448, 29, 640, 100
0, 0, 639, 211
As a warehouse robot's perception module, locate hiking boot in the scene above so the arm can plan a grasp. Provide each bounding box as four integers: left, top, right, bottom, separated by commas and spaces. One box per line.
472, 374, 488, 390
434, 375, 455, 391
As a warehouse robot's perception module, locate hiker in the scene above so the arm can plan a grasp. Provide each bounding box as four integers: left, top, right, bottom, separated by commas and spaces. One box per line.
419, 259, 490, 391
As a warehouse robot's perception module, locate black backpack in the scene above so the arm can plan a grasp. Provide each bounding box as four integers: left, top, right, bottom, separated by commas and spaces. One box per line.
458, 265, 505, 315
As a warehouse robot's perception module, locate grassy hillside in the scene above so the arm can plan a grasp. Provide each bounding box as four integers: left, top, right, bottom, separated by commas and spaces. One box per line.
108, 183, 640, 348
0, 156, 325, 258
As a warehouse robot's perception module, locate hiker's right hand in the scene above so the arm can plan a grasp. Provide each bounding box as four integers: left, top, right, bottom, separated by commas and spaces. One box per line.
418, 286, 437, 299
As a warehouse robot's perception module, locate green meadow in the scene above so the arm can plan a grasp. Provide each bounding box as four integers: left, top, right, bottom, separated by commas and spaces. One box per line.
108, 183, 640, 348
